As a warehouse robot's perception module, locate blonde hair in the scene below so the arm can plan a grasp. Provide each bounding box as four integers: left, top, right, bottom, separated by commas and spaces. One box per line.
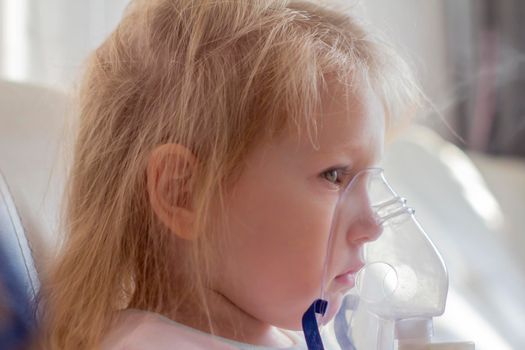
40, 0, 421, 348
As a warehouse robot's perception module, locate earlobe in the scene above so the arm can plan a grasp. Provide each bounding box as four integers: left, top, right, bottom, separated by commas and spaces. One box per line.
147, 144, 197, 240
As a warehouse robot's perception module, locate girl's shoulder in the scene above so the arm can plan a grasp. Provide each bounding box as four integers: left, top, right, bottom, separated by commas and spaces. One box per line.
100, 309, 238, 350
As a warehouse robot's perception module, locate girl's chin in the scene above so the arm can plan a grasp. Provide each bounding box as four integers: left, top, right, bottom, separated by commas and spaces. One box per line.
275, 289, 350, 331
318, 292, 345, 325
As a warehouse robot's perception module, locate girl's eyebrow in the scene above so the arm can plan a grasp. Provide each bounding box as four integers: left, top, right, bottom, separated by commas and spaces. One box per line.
313, 141, 361, 156
318, 142, 370, 159
330, 145, 381, 169
304, 134, 382, 167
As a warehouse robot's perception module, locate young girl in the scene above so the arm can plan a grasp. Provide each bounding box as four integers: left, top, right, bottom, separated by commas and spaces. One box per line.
40, 0, 421, 348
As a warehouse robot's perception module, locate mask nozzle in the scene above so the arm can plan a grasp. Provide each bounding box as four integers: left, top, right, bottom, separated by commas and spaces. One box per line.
373, 196, 415, 226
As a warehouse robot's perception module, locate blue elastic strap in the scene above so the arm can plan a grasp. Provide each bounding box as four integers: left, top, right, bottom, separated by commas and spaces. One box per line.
334, 295, 358, 350
302, 299, 328, 350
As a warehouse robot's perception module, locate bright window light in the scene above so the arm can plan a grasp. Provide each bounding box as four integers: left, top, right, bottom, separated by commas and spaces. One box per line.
1, 0, 29, 81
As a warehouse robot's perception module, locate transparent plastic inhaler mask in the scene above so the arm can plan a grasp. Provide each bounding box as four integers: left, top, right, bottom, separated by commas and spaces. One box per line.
302, 168, 448, 350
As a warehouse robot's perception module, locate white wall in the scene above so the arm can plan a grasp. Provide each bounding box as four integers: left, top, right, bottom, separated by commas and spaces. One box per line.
360, 0, 453, 125
363, 0, 451, 92
0, 0, 130, 89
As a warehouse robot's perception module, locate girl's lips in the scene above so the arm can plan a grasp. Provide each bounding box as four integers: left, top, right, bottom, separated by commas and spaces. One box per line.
334, 271, 357, 288
334, 263, 364, 288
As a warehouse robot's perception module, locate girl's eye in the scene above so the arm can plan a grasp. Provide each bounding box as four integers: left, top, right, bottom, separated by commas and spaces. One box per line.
321, 168, 348, 186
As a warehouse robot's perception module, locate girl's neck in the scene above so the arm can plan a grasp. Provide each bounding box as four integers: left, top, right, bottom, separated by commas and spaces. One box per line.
171, 288, 295, 348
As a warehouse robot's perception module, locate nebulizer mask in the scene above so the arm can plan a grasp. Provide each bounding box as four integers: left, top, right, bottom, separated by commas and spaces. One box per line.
301, 168, 471, 350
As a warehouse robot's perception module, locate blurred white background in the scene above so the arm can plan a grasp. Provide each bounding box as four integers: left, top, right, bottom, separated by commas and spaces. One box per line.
0, 1, 524, 349
0, 0, 129, 87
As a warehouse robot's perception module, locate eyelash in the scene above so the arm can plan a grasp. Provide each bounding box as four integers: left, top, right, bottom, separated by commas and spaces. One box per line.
321, 167, 352, 187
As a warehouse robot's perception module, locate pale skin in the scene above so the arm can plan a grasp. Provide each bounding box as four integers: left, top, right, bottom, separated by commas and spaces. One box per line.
147, 79, 385, 347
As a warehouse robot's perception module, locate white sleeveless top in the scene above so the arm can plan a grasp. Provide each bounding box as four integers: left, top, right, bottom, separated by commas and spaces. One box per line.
101, 309, 308, 350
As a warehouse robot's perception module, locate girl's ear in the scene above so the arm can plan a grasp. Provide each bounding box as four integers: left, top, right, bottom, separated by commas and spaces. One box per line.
147, 143, 197, 240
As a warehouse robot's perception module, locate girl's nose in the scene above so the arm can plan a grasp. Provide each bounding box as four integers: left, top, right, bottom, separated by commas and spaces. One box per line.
346, 187, 383, 245
347, 206, 383, 245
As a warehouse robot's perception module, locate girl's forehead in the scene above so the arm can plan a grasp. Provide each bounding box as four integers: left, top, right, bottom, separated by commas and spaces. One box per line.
278, 83, 385, 166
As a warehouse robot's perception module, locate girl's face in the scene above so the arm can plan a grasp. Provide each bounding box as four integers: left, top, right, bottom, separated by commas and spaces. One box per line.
213, 81, 385, 330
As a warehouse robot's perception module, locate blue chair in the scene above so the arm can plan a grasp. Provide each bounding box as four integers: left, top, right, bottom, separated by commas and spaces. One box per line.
0, 170, 39, 348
